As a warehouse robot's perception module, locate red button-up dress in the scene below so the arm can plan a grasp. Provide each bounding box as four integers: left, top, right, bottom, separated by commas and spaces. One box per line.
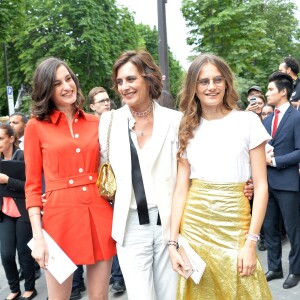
24, 110, 116, 264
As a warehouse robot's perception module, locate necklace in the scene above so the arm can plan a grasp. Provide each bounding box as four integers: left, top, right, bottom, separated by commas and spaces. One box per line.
130, 103, 153, 118
131, 103, 153, 137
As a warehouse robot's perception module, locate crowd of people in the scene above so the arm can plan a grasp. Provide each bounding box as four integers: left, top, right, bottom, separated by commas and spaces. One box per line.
0, 51, 300, 300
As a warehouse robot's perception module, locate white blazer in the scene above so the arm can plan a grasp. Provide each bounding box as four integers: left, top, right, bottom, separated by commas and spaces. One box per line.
99, 102, 182, 245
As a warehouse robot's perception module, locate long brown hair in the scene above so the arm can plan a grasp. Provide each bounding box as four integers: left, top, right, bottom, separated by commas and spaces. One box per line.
112, 50, 163, 100
31, 57, 85, 120
177, 53, 239, 159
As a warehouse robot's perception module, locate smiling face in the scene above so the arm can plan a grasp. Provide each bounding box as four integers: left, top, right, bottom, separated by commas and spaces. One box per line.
51, 65, 77, 110
195, 63, 226, 111
116, 62, 151, 110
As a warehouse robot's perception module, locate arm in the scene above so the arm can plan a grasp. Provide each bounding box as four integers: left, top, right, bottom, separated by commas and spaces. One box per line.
24, 121, 48, 268
238, 142, 268, 276
273, 116, 300, 168
6, 177, 25, 192
169, 158, 191, 277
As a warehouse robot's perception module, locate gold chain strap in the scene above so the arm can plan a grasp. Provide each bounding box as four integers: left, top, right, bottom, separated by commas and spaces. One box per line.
106, 111, 114, 162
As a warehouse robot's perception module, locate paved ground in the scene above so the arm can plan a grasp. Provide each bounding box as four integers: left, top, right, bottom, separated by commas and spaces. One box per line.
0, 239, 299, 299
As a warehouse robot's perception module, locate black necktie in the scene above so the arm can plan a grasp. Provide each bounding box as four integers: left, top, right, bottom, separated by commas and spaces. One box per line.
128, 121, 149, 225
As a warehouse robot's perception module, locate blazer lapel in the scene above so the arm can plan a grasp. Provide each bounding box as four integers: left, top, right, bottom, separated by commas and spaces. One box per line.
273, 105, 293, 138
264, 113, 273, 135
110, 106, 132, 177
148, 103, 171, 168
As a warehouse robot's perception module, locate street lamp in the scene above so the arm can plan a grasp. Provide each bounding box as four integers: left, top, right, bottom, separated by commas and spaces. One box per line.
157, 0, 170, 92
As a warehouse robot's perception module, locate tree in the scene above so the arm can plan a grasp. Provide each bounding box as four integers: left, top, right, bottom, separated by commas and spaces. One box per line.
0, 0, 184, 115
136, 24, 184, 105
0, 0, 26, 115
0, 0, 141, 114
181, 0, 300, 107
0, 0, 25, 44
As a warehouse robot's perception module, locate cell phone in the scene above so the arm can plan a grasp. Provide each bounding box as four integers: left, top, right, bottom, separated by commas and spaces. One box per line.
249, 97, 257, 105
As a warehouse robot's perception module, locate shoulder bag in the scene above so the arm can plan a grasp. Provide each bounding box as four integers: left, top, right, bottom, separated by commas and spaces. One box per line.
96, 111, 116, 201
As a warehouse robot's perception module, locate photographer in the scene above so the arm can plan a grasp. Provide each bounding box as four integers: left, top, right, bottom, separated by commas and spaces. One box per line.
245, 94, 266, 121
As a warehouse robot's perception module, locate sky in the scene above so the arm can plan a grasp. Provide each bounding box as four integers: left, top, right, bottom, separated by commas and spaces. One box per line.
116, 0, 192, 69
116, 0, 300, 70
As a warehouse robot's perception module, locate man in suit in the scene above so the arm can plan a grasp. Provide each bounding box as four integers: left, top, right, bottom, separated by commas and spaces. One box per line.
9, 112, 28, 150
263, 71, 300, 289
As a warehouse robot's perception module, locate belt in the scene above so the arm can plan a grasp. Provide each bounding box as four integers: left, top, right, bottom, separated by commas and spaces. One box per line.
46, 173, 98, 192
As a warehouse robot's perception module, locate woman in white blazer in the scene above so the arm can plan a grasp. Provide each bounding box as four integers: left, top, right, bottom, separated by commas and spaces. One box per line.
99, 50, 182, 300
99, 50, 253, 300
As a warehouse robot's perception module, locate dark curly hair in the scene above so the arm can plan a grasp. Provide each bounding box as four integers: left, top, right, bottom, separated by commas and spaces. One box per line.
283, 57, 300, 75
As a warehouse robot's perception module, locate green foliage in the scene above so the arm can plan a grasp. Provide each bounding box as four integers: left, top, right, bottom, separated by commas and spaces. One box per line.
0, 0, 26, 44
136, 24, 185, 105
0, 0, 183, 114
182, 0, 300, 105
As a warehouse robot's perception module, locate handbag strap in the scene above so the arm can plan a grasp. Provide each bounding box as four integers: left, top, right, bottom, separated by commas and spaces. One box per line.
106, 111, 114, 162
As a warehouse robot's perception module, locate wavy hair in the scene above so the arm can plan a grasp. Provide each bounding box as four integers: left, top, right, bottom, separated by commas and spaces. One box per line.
177, 53, 239, 159
112, 50, 162, 100
31, 57, 85, 120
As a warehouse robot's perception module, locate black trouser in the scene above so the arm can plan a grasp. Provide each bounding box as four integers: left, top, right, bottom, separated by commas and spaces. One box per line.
111, 255, 123, 282
72, 265, 84, 289
263, 187, 300, 274
0, 213, 35, 292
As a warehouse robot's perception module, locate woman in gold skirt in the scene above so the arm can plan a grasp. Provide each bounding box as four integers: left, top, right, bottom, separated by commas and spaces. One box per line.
169, 53, 272, 299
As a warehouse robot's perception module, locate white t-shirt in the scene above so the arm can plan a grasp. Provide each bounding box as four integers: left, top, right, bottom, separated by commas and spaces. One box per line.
185, 110, 271, 183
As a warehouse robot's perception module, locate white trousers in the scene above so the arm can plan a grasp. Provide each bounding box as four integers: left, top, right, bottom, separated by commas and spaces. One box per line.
117, 207, 178, 300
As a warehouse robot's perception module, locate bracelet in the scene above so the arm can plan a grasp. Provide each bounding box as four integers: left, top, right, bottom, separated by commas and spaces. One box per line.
29, 213, 41, 218
168, 240, 179, 249
245, 233, 260, 242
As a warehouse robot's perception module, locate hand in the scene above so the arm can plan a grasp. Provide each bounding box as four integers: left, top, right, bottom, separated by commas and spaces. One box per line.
238, 239, 257, 276
245, 102, 258, 112
244, 179, 254, 200
0, 173, 9, 184
265, 152, 274, 166
31, 236, 49, 269
41, 193, 46, 206
169, 246, 190, 278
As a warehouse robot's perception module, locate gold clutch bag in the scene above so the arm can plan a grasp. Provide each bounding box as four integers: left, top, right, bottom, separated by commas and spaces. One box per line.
96, 162, 116, 201
97, 111, 116, 202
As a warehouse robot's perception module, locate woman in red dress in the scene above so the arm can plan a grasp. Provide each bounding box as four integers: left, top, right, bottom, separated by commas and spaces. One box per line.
24, 57, 116, 299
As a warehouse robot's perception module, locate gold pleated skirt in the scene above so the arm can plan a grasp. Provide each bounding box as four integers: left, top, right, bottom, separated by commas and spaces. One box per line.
177, 179, 272, 300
